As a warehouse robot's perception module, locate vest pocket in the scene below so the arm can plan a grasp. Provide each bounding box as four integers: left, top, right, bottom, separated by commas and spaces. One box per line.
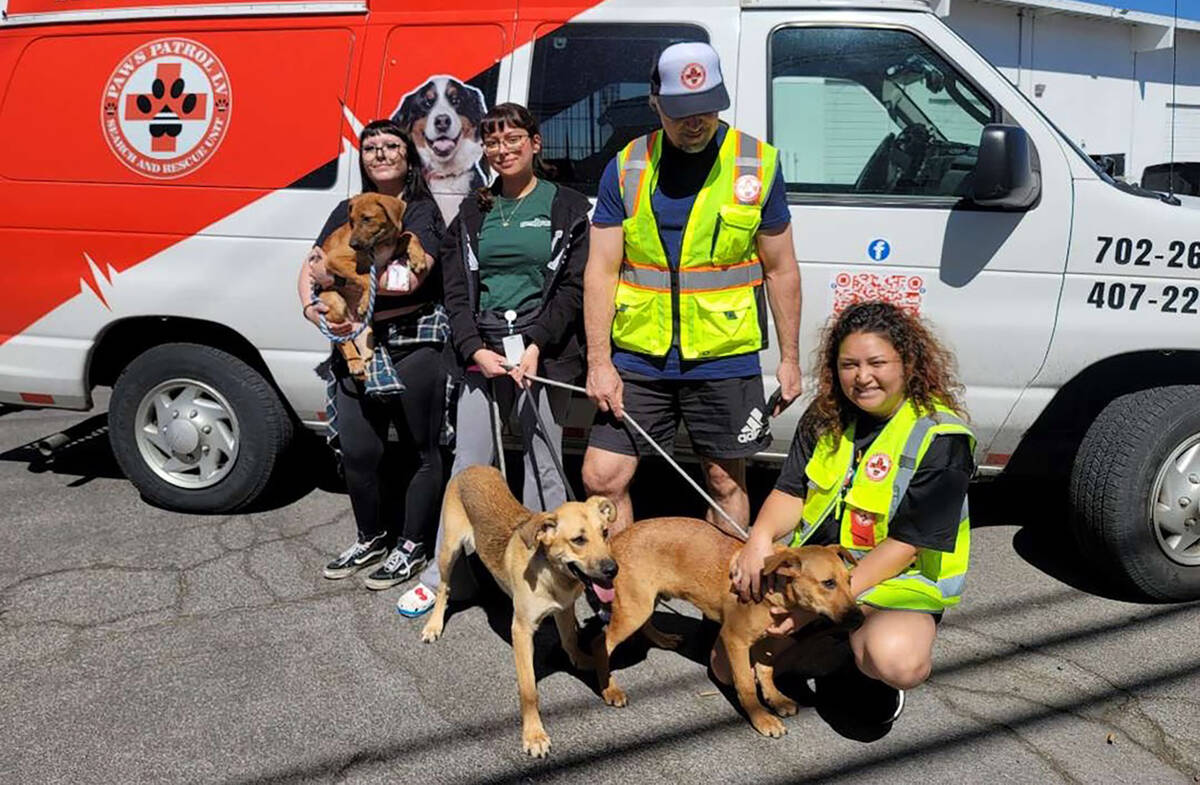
712, 204, 762, 264
683, 288, 761, 358
612, 282, 669, 355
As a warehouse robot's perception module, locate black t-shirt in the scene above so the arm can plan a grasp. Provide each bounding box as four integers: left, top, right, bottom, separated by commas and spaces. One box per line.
774, 406, 974, 553
314, 195, 446, 311
656, 131, 720, 199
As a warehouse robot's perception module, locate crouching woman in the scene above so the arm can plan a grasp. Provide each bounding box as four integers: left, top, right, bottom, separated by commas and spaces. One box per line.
730, 300, 974, 727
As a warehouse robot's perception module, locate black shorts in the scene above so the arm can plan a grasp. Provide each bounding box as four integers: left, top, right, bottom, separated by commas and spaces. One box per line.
588, 372, 770, 460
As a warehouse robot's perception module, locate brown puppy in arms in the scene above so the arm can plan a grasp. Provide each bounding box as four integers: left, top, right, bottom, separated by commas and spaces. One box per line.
420, 465, 619, 758
593, 517, 863, 737
315, 192, 430, 379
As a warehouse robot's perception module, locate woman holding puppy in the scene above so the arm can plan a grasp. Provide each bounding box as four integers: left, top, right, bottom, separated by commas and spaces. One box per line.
729, 300, 974, 728
298, 119, 449, 589
397, 103, 591, 617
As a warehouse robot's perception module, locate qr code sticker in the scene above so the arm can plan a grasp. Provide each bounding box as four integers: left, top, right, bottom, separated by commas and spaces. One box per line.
831, 272, 925, 316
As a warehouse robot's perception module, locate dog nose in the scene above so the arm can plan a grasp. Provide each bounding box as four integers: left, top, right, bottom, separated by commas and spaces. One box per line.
434, 113, 451, 133
600, 559, 618, 580
349, 238, 365, 251
842, 606, 866, 631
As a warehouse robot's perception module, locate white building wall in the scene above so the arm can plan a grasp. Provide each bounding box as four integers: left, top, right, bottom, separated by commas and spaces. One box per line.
947, 0, 1200, 183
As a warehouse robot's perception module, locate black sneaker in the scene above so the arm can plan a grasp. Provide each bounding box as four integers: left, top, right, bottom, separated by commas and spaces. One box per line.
814, 662, 904, 740
323, 535, 388, 580
363, 539, 427, 590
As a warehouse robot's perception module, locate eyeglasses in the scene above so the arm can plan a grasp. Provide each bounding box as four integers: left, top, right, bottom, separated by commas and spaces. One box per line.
362, 142, 404, 160
482, 133, 530, 154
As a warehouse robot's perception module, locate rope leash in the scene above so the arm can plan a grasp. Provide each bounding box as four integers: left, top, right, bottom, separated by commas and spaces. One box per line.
511, 369, 750, 541
311, 265, 378, 344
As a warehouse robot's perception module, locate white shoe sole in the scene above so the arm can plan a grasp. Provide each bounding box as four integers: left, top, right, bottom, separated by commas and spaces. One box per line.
322, 552, 386, 580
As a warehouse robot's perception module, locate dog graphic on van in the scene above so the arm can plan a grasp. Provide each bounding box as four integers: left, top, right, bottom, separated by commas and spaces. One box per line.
393, 75, 488, 222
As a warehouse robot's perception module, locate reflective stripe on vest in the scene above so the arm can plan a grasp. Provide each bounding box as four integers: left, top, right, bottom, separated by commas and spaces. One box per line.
612, 127, 779, 359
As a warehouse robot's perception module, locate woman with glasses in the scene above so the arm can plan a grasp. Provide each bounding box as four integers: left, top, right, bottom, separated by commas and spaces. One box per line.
297, 120, 449, 589
396, 102, 592, 618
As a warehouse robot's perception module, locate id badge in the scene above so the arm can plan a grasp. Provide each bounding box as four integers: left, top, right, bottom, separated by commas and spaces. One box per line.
502, 334, 525, 367
385, 262, 409, 292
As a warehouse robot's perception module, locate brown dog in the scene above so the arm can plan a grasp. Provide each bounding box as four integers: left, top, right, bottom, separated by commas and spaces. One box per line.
317, 192, 430, 379
420, 465, 619, 758
593, 517, 863, 737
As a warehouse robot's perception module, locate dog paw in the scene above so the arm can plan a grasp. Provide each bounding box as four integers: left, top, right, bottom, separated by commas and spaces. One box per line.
768, 696, 800, 717
348, 360, 367, 380
602, 685, 628, 708
751, 713, 788, 738
420, 623, 443, 643
522, 729, 551, 758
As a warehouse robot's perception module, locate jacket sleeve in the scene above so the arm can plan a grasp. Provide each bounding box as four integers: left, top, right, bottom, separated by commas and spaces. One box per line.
439, 213, 485, 362
526, 204, 590, 352
402, 198, 446, 263
314, 200, 349, 247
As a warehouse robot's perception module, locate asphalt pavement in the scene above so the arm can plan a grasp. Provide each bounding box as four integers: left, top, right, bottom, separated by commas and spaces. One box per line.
2, 401, 1199, 784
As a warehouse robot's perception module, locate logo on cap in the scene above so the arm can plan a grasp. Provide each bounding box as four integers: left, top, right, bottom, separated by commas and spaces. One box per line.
735, 174, 762, 204
680, 62, 707, 91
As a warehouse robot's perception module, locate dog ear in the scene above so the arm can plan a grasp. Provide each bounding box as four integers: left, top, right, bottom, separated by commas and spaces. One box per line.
517, 512, 558, 549
589, 496, 618, 524
826, 544, 859, 565
381, 195, 407, 229
762, 549, 804, 577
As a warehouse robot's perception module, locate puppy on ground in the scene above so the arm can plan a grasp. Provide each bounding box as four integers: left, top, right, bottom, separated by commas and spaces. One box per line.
593, 517, 863, 737
421, 465, 618, 758
316, 192, 430, 379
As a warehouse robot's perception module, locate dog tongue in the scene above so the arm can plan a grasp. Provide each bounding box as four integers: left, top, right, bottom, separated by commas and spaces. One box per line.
591, 582, 615, 605
431, 138, 456, 155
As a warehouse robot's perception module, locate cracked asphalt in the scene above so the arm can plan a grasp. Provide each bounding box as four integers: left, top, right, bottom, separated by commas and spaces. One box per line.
2, 400, 1200, 785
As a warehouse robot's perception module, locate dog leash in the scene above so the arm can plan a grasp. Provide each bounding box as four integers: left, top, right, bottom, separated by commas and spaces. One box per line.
310, 266, 378, 344
512, 370, 750, 541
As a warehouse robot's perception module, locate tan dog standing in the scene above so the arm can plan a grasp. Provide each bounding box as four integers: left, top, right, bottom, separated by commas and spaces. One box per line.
421, 465, 619, 758
317, 192, 430, 379
593, 517, 863, 737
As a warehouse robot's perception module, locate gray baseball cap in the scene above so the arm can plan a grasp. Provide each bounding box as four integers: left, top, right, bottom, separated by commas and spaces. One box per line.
652, 42, 730, 119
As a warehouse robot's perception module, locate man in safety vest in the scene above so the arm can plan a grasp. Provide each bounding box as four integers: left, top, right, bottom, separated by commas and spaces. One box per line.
583, 42, 802, 534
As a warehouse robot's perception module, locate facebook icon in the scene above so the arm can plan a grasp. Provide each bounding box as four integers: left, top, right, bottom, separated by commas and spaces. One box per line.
868, 239, 891, 261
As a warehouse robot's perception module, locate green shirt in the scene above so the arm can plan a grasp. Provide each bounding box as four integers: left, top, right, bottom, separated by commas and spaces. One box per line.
477, 179, 557, 313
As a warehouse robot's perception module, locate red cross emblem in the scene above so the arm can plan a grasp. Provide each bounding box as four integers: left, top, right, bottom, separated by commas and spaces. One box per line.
123, 63, 208, 153
680, 62, 707, 90
864, 453, 892, 482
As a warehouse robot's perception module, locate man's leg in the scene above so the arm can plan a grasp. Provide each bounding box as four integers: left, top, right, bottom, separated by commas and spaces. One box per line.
698, 456, 751, 533
583, 374, 677, 535
581, 447, 639, 534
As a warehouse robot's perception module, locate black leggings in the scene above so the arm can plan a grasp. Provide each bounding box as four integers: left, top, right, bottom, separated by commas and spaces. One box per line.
333, 344, 446, 545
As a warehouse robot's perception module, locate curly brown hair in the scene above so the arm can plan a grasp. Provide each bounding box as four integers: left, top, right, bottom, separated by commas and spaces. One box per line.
803, 301, 966, 442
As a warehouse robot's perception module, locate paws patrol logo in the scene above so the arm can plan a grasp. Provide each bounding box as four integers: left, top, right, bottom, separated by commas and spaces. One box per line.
100, 38, 232, 179
734, 174, 762, 204
864, 453, 892, 482
680, 62, 707, 90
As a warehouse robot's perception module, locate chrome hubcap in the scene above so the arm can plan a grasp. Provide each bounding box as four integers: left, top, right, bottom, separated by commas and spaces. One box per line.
1149, 434, 1200, 566
133, 379, 239, 489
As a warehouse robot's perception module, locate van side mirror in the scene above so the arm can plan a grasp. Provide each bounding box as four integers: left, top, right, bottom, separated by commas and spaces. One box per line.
971, 124, 1040, 209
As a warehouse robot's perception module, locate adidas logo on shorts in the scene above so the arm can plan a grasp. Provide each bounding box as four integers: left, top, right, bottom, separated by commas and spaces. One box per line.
737, 407, 766, 444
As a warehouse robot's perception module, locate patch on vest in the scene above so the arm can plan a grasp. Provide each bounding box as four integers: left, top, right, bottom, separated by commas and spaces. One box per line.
864, 452, 892, 482
850, 509, 876, 547
734, 174, 762, 204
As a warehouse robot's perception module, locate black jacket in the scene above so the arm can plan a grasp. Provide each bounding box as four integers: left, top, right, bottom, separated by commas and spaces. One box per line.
440, 182, 591, 382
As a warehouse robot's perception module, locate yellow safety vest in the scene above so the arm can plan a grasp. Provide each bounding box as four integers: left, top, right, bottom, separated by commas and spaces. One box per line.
613, 127, 779, 359
790, 399, 975, 613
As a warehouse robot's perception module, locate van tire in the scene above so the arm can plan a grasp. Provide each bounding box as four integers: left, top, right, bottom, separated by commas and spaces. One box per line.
108, 343, 293, 513
1069, 386, 1200, 601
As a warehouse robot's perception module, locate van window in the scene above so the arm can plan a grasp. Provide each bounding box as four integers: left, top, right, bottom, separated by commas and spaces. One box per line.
769, 27, 996, 199
528, 23, 708, 196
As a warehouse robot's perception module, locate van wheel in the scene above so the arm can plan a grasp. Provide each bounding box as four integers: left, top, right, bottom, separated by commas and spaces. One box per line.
1070, 386, 1200, 601
108, 343, 293, 513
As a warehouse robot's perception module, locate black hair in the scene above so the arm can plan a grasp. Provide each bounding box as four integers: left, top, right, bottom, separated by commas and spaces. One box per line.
474, 102, 555, 212
358, 119, 432, 202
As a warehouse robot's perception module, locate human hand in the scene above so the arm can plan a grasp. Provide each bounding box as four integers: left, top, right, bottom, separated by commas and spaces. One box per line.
765, 606, 806, 637
473, 348, 510, 379
730, 535, 775, 603
774, 360, 802, 416
510, 343, 540, 388
306, 247, 333, 288
586, 360, 624, 418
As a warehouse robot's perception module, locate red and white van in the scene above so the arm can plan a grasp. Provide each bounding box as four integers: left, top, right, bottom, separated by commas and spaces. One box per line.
5, 0, 1200, 599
